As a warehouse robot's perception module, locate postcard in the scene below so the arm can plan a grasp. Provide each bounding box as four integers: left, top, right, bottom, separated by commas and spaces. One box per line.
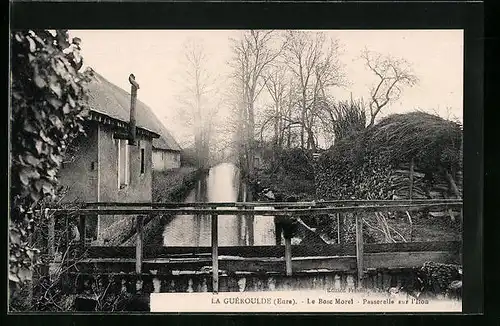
9, 28, 467, 313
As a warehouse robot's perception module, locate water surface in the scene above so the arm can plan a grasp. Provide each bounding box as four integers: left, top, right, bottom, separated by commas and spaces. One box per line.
162, 163, 276, 246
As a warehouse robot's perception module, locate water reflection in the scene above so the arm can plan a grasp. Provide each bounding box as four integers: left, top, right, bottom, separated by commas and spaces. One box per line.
162, 163, 276, 247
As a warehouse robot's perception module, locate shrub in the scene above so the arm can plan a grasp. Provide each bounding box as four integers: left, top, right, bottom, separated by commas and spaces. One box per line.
315, 111, 463, 242
10, 30, 91, 294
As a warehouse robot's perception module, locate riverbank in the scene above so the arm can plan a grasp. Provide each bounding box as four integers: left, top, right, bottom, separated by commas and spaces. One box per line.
251, 160, 461, 246
248, 152, 329, 246
11, 167, 205, 312
99, 167, 205, 246
122, 167, 207, 246
251, 164, 461, 245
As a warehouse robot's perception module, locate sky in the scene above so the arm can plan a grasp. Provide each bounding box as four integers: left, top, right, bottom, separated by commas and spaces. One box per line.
69, 29, 463, 145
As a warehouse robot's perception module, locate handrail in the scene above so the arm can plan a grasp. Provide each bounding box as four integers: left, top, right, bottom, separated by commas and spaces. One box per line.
45, 202, 462, 216
49, 198, 462, 208
51, 200, 463, 293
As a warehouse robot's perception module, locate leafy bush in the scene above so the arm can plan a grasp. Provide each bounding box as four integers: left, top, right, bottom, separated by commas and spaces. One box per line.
255, 147, 316, 199
180, 147, 198, 167
316, 111, 462, 201
365, 111, 462, 174
315, 111, 463, 242
10, 30, 91, 290
325, 98, 366, 143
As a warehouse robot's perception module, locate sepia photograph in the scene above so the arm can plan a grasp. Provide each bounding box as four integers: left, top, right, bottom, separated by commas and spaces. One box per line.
9, 29, 465, 313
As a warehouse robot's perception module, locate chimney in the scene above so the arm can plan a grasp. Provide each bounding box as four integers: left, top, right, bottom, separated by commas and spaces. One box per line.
128, 74, 140, 145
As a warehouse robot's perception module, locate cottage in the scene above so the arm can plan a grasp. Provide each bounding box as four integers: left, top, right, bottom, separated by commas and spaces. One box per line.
58, 70, 179, 240
149, 119, 182, 171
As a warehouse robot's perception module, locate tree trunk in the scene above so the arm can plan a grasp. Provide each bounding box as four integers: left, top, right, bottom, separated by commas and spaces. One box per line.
277, 113, 284, 149
305, 126, 316, 151
368, 110, 377, 127
274, 105, 279, 148
287, 108, 292, 148
300, 112, 305, 149
247, 102, 255, 176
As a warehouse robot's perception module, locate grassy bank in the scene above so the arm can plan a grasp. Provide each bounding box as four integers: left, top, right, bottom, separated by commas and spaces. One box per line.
10, 168, 204, 312
254, 162, 461, 244
121, 167, 206, 246
98, 167, 203, 246
152, 167, 201, 202
252, 148, 317, 201
252, 147, 461, 245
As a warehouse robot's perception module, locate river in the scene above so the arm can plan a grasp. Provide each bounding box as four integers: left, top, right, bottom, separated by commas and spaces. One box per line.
161, 163, 277, 247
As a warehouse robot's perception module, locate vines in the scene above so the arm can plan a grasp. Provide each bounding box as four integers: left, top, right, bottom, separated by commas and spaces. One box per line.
10, 30, 91, 296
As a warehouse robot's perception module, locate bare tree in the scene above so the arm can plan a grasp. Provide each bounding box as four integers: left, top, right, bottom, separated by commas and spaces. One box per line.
284, 30, 346, 150
230, 30, 285, 178
174, 39, 220, 169
264, 65, 287, 149
361, 48, 419, 127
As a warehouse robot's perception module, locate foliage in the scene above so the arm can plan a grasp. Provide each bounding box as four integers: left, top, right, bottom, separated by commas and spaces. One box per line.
273, 148, 316, 182
180, 147, 198, 167
315, 111, 463, 242
365, 111, 463, 174
318, 98, 367, 145
317, 112, 462, 191
416, 262, 462, 299
253, 147, 316, 200
10, 30, 91, 288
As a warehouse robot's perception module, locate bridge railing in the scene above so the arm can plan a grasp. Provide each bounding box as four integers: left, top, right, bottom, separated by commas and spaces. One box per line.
42, 199, 462, 293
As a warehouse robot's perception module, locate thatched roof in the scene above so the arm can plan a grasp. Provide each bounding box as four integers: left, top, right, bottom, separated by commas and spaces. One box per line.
86, 71, 182, 152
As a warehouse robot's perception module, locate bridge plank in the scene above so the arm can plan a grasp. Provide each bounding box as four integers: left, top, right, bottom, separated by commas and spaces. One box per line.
83, 241, 460, 258
70, 198, 462, 208
48, 202, 463, 216
72, 250, 459, 275
364, 251, 460, 268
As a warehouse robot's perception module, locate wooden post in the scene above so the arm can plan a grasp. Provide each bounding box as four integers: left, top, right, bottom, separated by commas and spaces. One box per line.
211, 206, 219, 293
338, 213, 344, 244
285, 237, 292, 276
79, 215, 86, 253
409, 158, 415, 241
63, 215, 71, 282
445, 170, 463, 223
355, 214, 364, 288
248, 206, 255, 246
337, 213, 341, 244
135, 215, 143, 274
65, 215, 69, 253
409, 158, 414, 200
47, 209, 55, 258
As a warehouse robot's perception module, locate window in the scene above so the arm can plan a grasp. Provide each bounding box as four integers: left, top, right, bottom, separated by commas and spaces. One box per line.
140, 148, 145, 174
117, 139, 130, 188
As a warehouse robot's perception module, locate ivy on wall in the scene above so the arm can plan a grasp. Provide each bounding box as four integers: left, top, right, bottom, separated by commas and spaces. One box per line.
10, 30, 91, 286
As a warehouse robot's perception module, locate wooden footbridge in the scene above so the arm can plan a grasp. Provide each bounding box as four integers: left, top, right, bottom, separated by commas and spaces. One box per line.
42, 199, 462, 296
